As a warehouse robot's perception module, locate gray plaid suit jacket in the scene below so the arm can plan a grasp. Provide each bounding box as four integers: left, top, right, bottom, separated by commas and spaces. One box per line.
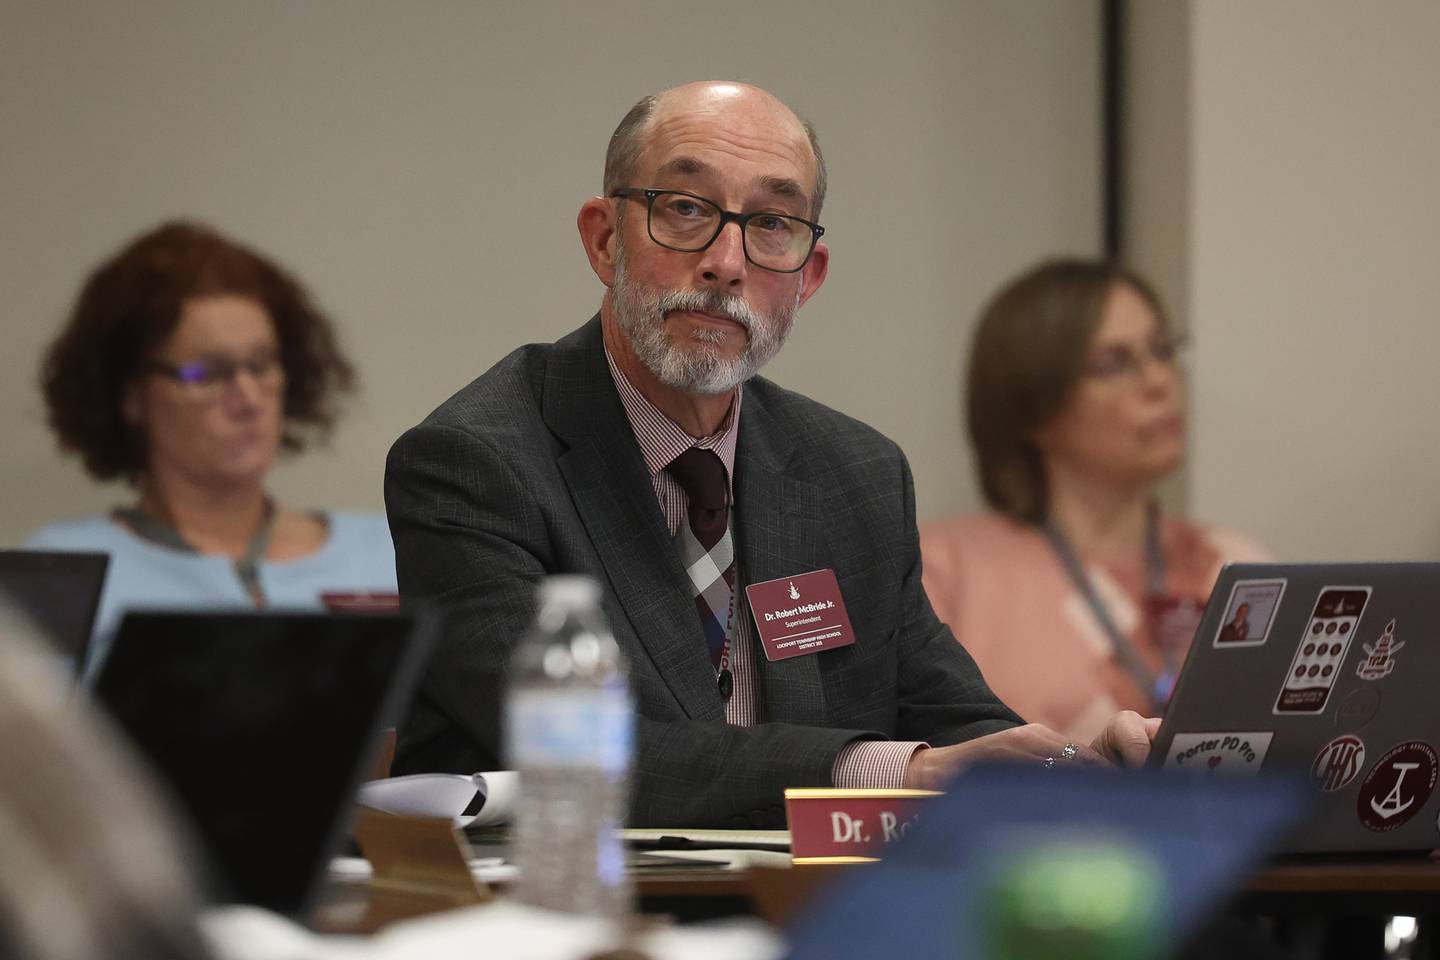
385, 317, 1021, 827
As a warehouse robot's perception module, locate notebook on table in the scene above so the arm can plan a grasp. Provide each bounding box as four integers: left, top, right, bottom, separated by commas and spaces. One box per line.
0, 549, 108, 670
91, 609, 434, 918
1149, 562, 1440, 853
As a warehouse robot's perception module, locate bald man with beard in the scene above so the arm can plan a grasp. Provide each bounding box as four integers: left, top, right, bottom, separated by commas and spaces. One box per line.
385, 81, 1155, 827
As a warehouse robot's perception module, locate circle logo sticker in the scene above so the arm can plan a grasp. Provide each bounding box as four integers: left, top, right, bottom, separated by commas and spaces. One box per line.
1312, 735, 1366, 792
1336, 686, 1381, 730
1357, 742, 1438, 832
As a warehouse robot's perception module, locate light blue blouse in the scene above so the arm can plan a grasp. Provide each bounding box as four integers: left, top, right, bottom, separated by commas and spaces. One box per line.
24, 511, 397, 676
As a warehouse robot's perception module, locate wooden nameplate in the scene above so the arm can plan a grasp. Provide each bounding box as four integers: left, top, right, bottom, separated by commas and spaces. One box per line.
352, 807, 489, 927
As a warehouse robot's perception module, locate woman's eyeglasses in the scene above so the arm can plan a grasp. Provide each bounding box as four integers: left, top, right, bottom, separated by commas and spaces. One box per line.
147, 351, 285, 401
1082, 336, 1187, 382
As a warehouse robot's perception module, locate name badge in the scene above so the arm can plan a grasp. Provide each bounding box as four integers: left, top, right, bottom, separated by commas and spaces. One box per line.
746, 568, 857, 662
1145, 595, 1204, 706
1146, 595, 1204, 654
320, 591, 401, 612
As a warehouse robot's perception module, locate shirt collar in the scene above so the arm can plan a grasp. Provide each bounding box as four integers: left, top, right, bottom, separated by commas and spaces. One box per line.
604, 346, 742, 491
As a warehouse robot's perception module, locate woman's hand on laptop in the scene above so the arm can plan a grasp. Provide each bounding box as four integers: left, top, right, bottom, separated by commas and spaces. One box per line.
1090, 710, 1162, 767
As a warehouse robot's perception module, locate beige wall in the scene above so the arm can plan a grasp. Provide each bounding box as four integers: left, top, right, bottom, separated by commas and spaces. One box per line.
1123, 0, 1191, 515
1127, 0, 1440, 561
0, 1, 1102, 545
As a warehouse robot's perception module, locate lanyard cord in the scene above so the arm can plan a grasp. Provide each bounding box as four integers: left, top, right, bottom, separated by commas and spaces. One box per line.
1042, 503, 1166, 710
116, 499, 275, 606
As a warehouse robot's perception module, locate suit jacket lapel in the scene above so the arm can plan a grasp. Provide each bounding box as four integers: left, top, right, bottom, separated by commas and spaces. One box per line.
733, 389, 829, 727
544, 318, 724, 721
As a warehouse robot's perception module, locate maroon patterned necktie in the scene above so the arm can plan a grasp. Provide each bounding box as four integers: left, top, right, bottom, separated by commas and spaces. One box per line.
666, 448, 736, 691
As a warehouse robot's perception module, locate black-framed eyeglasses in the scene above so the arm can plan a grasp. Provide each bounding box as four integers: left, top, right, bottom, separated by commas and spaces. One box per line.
611, 187, 825, 274
146, 351, 285, 401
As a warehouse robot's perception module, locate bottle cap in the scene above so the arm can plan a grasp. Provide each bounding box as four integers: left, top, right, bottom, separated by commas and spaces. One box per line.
984, 838, 1163, 960
537, 575, 602, 611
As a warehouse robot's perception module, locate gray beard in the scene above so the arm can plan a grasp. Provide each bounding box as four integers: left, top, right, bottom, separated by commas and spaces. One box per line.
610, 238, 799, 395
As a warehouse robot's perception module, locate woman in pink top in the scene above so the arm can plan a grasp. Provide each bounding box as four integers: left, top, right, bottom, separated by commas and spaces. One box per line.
921, 260, 1266, 743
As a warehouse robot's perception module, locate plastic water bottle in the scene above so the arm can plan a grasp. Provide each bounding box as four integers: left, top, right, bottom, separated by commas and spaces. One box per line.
505, 576, 633, 919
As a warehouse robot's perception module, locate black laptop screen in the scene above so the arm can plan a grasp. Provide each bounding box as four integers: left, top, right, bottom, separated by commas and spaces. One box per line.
0, 550, 108, 665
91, 611, 425, 915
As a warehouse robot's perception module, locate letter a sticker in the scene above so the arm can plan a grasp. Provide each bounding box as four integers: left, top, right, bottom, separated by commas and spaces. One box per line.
1357, 742, 1438, 832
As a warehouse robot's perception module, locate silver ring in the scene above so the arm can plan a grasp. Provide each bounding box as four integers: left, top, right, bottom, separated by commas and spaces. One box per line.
1042, 756, 1057, 769
1060, 742, 1079, 761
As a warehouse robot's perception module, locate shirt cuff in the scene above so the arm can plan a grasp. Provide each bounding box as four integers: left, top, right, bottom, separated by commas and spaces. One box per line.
831, 740, 929, 790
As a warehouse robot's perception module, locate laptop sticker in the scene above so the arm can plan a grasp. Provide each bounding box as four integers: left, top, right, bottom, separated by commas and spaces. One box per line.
1312, 734, 1366, 792
1161, 732, 1273, 775
1355, 618, 1404, 681
1273, 586, 1371, 715
1356, 742, 1437, 832
1212, 578, 1287, 648
1335, 686, 1382, 730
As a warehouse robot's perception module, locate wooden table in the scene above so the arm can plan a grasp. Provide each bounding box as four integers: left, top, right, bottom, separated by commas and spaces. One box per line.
1239, 854, 1440, 914
320, 853, 1440, 933
714, 856, 1440, 919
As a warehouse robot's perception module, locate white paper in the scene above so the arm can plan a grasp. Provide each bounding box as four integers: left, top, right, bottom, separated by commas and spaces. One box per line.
356, 771, 519, 827
637, 848, 793, 871
619, 828, 791, 849
202, 900, 784, 960
328, 855, 516, 885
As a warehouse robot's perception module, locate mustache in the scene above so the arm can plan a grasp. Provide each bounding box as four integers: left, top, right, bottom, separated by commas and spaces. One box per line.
653, 288, 763, 331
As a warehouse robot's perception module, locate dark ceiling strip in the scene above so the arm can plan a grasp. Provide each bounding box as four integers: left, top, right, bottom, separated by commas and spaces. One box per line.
1102, 0, 1125, 259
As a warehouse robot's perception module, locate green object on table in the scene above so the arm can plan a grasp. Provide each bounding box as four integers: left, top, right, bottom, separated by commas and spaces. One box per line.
983, 838, 1165, 960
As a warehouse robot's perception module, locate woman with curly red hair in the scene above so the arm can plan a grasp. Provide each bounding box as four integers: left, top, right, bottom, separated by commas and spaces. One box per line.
26, 221, 396, 675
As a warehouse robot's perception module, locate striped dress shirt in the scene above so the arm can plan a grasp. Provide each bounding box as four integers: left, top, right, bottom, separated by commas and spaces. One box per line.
605, 349, 923, 789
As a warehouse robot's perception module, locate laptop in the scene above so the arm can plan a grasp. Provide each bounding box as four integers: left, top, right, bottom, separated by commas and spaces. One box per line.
0, 550, 108, 669
91, 609, 434, 917
1149, 562, 1440, 853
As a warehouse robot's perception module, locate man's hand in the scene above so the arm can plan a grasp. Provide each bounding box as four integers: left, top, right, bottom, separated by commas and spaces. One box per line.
904, 724, 1108, 790
903, 712, 1162, 789
1091, 710, 1161, 767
